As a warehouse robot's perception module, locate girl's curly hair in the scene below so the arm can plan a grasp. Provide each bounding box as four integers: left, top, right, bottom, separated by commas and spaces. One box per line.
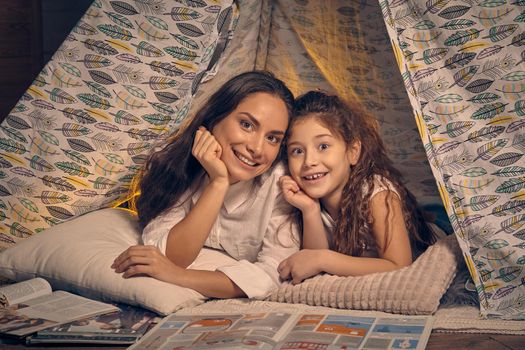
288, 91, 437, 257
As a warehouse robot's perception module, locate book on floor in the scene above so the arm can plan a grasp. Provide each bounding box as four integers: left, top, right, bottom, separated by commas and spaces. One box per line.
129, 311, 434, 350
0, 278, 118, 337
25, 303, 158, 345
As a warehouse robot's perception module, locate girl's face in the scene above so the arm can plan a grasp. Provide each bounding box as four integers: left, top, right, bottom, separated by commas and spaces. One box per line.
212, 92, 289, 183
286, 116, 360, 203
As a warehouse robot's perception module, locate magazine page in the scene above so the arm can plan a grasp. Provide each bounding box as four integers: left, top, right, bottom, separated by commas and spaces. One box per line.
0, 291, 118, 337
129, 312, 433, 350
0, 278, 51, 307
128, 312, 298, 350
277, 314, 434, 350
26, 304, 158, 345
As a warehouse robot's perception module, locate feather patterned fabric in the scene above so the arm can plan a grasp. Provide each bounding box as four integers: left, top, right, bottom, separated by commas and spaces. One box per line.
380, 0, 525, 319
0, 0, 238, 250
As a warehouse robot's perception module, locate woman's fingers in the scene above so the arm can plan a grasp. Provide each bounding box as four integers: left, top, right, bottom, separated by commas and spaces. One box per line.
192, 127, 205, 155
113, 246, 183, 283
192, 127, 206, 155
191, 126, 228, 181
192, 127, 217, 159
199, 136, 220, 160
111, 245, 159, 271
121, 262, 154, 278
114, 255, 151, 273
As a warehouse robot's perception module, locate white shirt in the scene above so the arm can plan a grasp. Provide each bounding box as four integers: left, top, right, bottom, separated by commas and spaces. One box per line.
142, 163, 299, 299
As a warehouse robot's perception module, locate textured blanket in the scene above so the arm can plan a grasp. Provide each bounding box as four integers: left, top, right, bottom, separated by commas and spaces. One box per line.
267, 235, 462, 315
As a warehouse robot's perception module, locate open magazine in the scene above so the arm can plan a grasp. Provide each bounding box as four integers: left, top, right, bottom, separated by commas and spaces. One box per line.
0, 278, 118, 337
26, 304, 158, 345
129, 311, 434, 350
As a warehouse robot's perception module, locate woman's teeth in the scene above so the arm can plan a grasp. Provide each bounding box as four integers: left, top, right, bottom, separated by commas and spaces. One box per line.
236, 152, 256, 166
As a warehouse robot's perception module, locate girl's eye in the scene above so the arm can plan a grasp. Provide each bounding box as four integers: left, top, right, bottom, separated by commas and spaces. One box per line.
289, 148, 303, 156
319, 143, 329, 151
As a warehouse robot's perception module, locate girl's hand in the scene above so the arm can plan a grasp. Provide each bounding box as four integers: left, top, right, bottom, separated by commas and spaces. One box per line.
192, 127, 229, 183
111, 245, 183, 284
277, 250, 324, 285
279, 176, 319, 213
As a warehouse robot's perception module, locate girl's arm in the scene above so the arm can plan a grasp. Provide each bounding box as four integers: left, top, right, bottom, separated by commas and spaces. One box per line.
301, 205, 329, 249
278, 190, 412, 283
367, 190, 413, 268
280, 176, 329, 249
164, 127, 230, 267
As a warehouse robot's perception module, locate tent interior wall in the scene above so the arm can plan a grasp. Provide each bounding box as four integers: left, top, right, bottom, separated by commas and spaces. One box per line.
0, 0, 523, 320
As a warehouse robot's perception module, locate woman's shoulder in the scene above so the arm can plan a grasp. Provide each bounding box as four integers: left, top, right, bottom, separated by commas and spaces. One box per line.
251, 162, 286, 203
260, 162, 286, 184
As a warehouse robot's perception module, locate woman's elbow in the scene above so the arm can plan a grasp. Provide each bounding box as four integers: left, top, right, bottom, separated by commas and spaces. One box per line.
165, 252, 193, 269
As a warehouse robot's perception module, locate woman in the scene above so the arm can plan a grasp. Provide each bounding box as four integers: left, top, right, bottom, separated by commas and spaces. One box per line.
112, 71, 299, 299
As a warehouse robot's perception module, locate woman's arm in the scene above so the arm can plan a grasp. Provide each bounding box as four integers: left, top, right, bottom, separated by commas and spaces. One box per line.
164, 127, 230, 267
111, 245, 245, 298
114, 167, 300, 299
164, 179, 228, 267
278, 190, 413, 283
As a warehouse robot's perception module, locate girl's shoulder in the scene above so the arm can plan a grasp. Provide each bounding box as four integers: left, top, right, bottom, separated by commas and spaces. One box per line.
366, 175, 401, 199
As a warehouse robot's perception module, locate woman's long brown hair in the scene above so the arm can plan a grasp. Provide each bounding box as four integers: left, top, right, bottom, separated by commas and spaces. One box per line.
132, 71, 294, 228
290, 91, 437, 257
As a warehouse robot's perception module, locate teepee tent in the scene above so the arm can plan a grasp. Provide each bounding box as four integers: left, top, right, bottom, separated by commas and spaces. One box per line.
0, 0, 523, 320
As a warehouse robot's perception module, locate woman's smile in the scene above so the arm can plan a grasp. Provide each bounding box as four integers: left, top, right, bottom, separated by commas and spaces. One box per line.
234, 151, 258, 167
212, 92, 289, 183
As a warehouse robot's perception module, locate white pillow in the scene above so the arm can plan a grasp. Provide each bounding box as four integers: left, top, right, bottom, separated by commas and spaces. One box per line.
0, 208, 228, 315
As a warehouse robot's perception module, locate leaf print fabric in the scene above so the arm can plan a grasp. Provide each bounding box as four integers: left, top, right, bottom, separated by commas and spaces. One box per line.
189, 0, 442, 211
264, 1, 442, 208
381, 0, 525, 319
0, 0, 237, 250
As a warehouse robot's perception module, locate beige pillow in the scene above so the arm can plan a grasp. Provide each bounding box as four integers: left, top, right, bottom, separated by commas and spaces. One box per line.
0, 208, 221, 315
267, 235, 461, 315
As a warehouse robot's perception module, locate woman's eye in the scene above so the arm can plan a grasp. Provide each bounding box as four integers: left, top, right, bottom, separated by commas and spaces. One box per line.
240, 120, 252, 129
319, 143, 329, 150
267, 135, 281, 144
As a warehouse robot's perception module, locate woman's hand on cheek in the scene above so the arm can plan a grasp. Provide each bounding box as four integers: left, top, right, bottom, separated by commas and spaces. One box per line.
279, 176, 319, 213
111, 245, 184, 285
277, 250, 323, 285
192, 127, 229, 184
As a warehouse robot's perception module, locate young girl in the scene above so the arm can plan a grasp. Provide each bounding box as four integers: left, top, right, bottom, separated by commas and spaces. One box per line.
278, 91, 438, 284
112, 71, 299, 299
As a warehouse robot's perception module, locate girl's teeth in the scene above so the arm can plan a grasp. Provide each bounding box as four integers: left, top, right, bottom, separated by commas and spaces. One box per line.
305, 173, 324, 180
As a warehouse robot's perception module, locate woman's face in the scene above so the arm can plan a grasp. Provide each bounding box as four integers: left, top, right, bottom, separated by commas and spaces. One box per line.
212, 92, 289, 183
